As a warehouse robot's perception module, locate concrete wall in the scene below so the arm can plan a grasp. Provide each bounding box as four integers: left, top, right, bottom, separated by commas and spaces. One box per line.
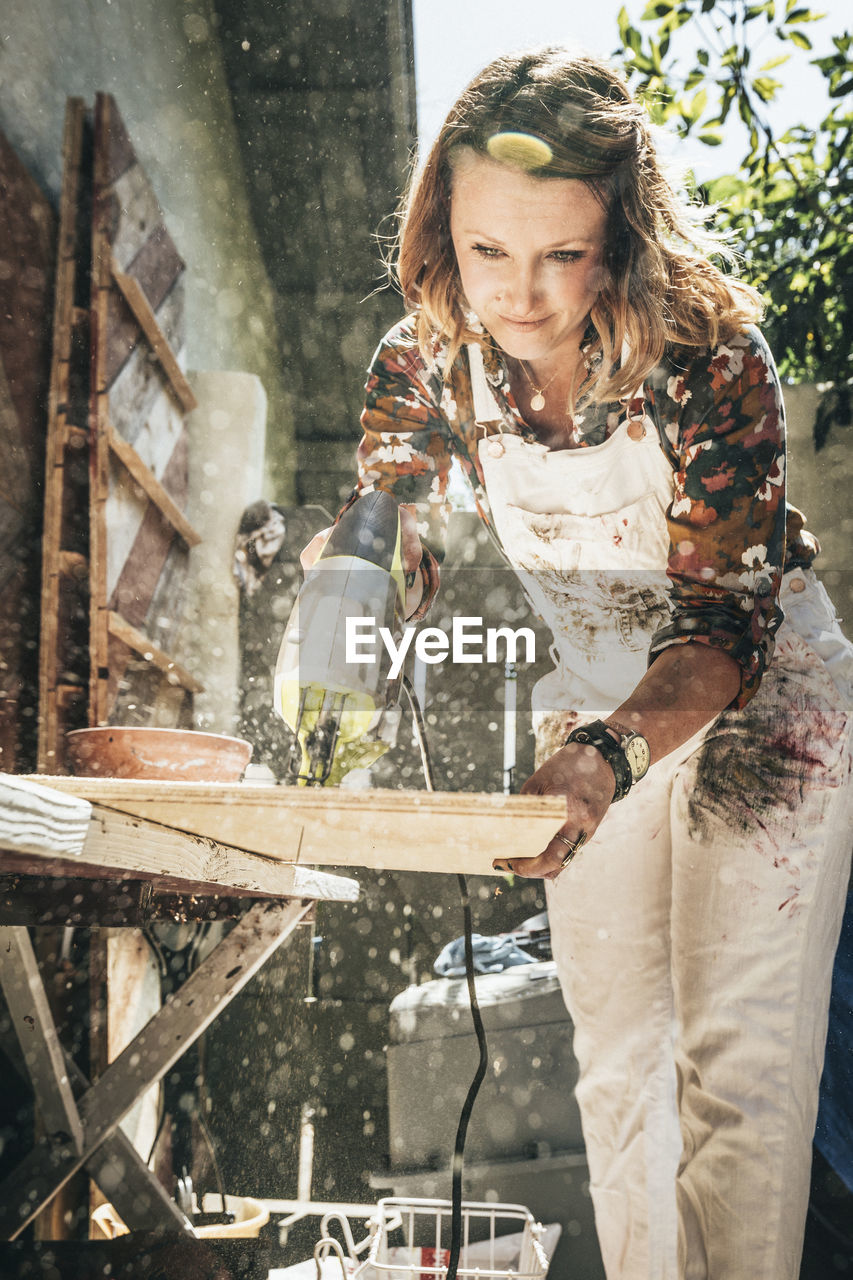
211, 0, 417, 507
0, 0, 294, 496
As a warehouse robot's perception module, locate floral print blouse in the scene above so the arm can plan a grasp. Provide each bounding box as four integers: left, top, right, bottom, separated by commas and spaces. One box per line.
353, 313, 818, 708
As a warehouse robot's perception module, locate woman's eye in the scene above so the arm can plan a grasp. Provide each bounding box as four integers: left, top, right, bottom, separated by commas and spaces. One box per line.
550, 250, 583, 264
472, 244, 504, 259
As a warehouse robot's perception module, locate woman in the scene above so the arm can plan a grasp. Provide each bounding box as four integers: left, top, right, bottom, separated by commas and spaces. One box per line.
315, 48, 853, 1278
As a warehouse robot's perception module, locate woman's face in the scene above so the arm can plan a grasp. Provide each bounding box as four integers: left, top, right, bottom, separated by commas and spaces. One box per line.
449, 150, 608, 367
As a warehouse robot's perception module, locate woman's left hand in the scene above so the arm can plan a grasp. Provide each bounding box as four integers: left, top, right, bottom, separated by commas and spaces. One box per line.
493, 741, 616, 880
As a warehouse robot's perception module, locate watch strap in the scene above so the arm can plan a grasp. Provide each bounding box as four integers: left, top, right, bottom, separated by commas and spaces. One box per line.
564, 719, 633, 802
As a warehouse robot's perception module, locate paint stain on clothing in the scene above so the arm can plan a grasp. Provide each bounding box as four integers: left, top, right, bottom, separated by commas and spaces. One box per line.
684, 636, 848, 847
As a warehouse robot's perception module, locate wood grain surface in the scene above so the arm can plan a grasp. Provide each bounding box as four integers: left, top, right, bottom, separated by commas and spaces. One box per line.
24, 777, 568, 876
89, 93, 196, 726
0, 773, 358, 901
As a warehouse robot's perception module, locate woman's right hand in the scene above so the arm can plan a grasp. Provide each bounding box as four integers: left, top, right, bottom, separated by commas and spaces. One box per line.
299, 501, 424, 619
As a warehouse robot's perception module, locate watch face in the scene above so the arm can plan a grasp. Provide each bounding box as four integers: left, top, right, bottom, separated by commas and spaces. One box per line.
625, 734, 651, 780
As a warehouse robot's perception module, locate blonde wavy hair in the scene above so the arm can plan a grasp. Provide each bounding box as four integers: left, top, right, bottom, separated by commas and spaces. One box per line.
396, 47, 762, 407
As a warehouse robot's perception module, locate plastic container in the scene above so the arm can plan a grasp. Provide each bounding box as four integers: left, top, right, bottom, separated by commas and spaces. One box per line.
91, 1193, 269, 1239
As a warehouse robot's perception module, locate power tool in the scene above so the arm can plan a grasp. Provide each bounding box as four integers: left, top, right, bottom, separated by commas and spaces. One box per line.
273, 489, 410, 785
274, 488, 491, 1280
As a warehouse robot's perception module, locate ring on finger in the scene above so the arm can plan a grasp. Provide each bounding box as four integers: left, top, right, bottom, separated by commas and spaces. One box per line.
556, 829, 588, 869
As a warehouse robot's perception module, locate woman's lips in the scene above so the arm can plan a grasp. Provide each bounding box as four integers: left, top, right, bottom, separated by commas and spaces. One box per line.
499, 315, 550, 331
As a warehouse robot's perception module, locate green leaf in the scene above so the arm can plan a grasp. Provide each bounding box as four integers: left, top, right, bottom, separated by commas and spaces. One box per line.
699, 129, 725, 144
691, 87, 709, 119
759, 53, 791, 70
753, 75, 784, 101
697, 47, 710, 66
641, 0, 674, 17
707, 175, 745, 201
829, 75, 853, 98
788, 29, 813, 49
784, 6, 826, 20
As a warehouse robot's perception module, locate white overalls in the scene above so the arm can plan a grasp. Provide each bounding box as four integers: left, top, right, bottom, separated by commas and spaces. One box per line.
471, 348, 853, 1279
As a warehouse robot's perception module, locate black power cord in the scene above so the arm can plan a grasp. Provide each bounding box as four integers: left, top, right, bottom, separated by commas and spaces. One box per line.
402, 676, 490, 1279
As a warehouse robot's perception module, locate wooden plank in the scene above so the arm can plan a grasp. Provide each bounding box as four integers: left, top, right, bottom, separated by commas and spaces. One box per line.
65, 1060, 193, 1235
96, 92, 136, 192
37, 99, 88, 774
22, 779, 568, 876
108, 434, 188, 618
107, 613, 203, 693
105, 158, 168, 275
0, 772, 359, 901
105, 372, 186, 599
111, 259, 196, 413
107, 423, 200, 547
102, 226, 184, 389
105, 284, 185, 448
83, 808, 358, 900
88, 96, 196, 730
0, 873, 311, 926
0, 773, 91, 858
90, 95, 116, 726
0, 927, 85, 1153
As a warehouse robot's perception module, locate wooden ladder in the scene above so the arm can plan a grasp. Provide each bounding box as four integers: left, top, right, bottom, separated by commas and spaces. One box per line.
38, 96, 204, 774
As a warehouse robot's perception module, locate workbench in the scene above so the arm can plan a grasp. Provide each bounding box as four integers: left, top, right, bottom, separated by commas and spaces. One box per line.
0, 771, 564, 1248
0, 772, 361, 1244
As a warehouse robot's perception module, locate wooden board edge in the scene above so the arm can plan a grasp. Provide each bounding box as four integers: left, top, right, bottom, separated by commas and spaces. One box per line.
107, 421, 201, 547
110, 258, 197, 413
106, 612, 204, 693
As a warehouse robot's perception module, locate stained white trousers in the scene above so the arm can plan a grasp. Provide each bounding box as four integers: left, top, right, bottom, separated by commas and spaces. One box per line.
545, 599, 853, 1279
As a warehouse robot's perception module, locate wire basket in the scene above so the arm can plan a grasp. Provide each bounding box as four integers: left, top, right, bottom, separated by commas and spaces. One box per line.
314, 1197, 551, 1280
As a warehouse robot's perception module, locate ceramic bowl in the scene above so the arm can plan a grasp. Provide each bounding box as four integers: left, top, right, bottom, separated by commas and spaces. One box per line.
66, 726, 253, 782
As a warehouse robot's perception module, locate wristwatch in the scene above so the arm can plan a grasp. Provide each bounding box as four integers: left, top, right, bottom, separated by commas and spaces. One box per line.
604, 720, 651, 786
564, 719, 650, 802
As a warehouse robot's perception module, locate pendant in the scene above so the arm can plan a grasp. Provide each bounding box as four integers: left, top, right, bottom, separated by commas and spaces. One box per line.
487, 436, 506, 458
530, 392, 546, 412
627, 418, 646, 441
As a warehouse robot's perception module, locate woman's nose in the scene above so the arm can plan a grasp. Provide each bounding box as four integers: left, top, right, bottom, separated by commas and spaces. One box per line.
500, 265, 541, 315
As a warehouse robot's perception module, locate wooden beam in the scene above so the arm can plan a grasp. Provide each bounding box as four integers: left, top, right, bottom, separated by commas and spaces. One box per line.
0, 900, 310, 1239
107, 421, 201, 547
78, 807, 359, 901
0, 927, 85, 1153
110, 257, 197, 413
38, 98, 89, 773
107, 612, 204, 693
0, 773, 358, 902
65, 1057, 194, 1235
0, 774, 91, 859
24, 778, 568, 877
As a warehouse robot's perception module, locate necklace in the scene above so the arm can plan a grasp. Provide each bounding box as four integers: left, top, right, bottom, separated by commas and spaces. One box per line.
518, 359, 561, 413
